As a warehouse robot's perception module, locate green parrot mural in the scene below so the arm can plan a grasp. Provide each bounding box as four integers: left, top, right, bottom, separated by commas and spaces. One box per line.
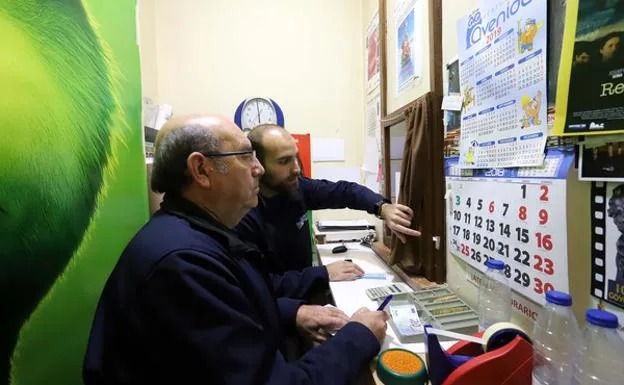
0, 0, 147, 383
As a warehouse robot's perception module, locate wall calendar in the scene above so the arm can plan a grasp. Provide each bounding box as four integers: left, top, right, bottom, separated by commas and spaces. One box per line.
456, 0, 548, 169
445, 148, 575, 304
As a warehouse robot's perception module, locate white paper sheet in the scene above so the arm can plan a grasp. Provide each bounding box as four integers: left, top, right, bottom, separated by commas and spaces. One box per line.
314, 167, 360, 183
363, 136, 379, 173
317, 220, 373, 228
390, 135, 404, 160
395, 172, 401, 203
441, 94, 463, 111
312, 138, 345, 162
363, 170, 381, 193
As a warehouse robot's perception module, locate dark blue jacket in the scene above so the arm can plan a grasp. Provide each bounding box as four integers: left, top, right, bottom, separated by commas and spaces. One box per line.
237, 177, 384, 274
83, 197, 380, 385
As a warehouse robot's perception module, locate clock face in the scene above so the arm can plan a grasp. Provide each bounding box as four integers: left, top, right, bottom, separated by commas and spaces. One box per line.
240, 98, 277, 131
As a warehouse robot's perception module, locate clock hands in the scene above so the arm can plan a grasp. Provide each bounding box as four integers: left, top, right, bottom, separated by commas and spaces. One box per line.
256, 102, 261, 125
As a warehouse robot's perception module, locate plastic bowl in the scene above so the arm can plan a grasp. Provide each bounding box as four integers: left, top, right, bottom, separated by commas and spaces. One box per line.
376, 348, 428, 385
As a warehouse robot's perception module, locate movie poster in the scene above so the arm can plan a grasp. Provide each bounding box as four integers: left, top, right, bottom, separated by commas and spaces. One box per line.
0, 0, 148, 383
554, 0, 624, 135
591, 182, 624, 309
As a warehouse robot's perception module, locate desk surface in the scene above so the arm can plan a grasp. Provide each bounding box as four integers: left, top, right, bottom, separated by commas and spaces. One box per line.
318, 242, 457, 355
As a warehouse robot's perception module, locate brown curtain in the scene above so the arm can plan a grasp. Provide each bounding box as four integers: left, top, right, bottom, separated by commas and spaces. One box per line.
389, 92, 446, 283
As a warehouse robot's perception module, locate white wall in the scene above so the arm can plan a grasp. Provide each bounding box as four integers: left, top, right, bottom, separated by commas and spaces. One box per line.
139, 0, 374, 221
138, 0, 158, 100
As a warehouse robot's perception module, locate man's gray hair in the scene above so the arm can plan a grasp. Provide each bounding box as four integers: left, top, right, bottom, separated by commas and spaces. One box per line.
151, 124, 227, 195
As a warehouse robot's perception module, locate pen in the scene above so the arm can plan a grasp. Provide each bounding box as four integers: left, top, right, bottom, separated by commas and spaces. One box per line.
377, 295, 393, 311
344, 258, 352, 262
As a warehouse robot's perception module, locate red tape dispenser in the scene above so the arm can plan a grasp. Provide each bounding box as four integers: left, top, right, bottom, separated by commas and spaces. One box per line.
425, 322, 533, 385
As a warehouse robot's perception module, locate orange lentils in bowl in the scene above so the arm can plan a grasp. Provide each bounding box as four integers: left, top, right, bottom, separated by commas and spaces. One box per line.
377, 349, 428, 385
381, 350, 422, 374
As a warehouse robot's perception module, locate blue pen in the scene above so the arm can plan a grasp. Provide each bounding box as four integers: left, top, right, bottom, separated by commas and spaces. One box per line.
377, 295, 393, 311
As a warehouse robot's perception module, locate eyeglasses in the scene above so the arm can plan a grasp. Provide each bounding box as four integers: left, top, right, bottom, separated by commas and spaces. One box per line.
201, 149, 257, 163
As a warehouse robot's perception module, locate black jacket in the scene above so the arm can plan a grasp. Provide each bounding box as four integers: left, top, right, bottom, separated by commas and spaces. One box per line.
83, 196, 380, 384
237, 177, 384, 274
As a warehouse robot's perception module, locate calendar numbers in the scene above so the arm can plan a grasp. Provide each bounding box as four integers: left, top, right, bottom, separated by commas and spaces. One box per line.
538, 209, 548, 225
533, 254, 554, 276
447, 178, 567, 304
515, 227, 529, 243
540, 185, 549, 201
518, 205, 527, 221
499, 223, 511, 238
514, 269, 531, 288
534, 278, 555, 295
497, 242, 509, 258
535, 232, 553, 251
513, 248, 530, 266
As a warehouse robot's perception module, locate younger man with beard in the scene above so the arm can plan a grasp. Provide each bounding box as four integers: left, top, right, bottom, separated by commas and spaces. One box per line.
236, 125, 420, 300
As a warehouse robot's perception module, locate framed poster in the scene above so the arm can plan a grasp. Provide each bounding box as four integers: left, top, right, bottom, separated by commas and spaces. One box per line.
554, 0, 624, 136
396, 2, 421, 91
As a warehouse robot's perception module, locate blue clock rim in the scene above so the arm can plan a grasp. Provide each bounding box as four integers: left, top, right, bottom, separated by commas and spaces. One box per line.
234, 98, 284, 130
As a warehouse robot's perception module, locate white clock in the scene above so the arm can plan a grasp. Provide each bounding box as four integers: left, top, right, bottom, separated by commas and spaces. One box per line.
234, 97, 284, 131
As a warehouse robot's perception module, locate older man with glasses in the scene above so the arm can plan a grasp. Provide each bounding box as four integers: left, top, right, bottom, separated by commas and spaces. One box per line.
83, 114, 387, 385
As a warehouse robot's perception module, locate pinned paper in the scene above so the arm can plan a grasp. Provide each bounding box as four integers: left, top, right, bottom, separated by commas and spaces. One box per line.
441, 94, 463, 111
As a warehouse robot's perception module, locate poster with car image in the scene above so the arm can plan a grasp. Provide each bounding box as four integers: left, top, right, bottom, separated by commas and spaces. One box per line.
554, 0, 624, 135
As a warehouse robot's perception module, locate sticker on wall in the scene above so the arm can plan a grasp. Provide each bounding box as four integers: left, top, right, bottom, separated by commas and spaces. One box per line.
591, 182, 624, 310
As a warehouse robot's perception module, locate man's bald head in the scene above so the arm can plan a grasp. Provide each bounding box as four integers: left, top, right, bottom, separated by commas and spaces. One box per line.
151, 114, 236, 195
247, 124, 302, 197
247, 124, 290, 163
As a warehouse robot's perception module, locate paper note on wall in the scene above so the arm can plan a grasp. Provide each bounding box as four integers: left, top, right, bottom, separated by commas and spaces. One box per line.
312, 138, 345, 162
390, 136, 404, 160
363, 136, 379, 173
395, 172, 401, 203
315, 167, 360, 183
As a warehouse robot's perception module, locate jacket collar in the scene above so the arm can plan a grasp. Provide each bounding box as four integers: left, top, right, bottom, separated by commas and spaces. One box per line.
160, 194, 260, 257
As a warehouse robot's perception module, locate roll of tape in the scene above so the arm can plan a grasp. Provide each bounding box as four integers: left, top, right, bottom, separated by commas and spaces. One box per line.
425, 322, 531, 352
482, 322, 531, 352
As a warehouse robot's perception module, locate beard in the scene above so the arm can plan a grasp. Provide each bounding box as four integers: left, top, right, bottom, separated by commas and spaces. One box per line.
261, 174, 300, 196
